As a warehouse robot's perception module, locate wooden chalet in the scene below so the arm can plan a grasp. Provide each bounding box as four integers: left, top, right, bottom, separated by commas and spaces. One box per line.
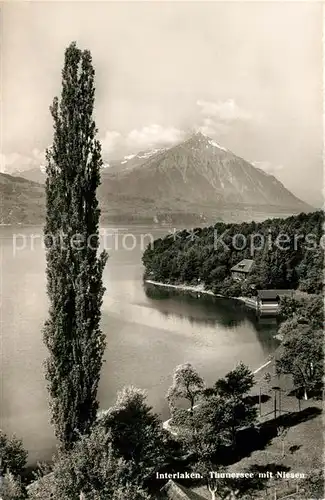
230, 259, 254, 281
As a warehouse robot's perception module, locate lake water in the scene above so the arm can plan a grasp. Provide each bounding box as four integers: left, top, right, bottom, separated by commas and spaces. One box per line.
0, 225, 278, 464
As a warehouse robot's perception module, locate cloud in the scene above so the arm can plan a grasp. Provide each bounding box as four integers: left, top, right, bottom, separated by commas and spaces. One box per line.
0, 153, 26, 172
194, 98, 254, 140
2, 100, 253, 170
2, 125, 185, 172
32, 148, 46, 162
252, 161, 284, 175
197, 99, 252, 122
101, 131, 122, 155
100, 101, 252, 159
100, 124, 185, 157
126, 124, 185, 149
196, 117, 230, 137
0, 149, 46, 173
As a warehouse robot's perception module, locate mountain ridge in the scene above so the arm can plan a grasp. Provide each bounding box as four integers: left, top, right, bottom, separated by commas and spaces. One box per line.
2, 133, 313, 225
99, 132, 310, 210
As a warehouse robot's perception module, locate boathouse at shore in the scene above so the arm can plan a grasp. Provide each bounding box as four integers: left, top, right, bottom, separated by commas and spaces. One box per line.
240, 289, 295, 313
257, 289, 294, 311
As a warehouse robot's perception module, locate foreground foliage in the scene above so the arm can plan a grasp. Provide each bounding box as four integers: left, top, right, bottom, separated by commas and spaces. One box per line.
277, 294, 323, 399
28, 427, 150, 500
28, 387, 167, 499
0, 472, 25, 500
0, 431, 27, 478
97, 386, 168, 480
277, 330, 323, 400
167, 362, 258, 500
279, 294, 323, 329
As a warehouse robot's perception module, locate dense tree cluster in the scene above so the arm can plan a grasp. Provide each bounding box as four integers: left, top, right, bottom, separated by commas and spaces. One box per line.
1, 357, 322, 499
167, 363, 257, 457
24, 364, 257, 500
276, 295, 323, 400
0, 472, 25, 500
0, 431, 27, 500
166, 363, 258, 499
279, 294, 323, 329
143, 211, 324, 296
0, 431, 27, 478
15, 387, 166, 500
0, 364, 258, 499
28, 427, 152, 500
96, 386, 168, 481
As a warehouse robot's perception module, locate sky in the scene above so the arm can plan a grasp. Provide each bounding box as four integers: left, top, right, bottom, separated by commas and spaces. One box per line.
1, 1, 323, 206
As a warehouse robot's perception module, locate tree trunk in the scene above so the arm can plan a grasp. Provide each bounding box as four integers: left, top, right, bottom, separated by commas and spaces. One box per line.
190, 395, 195, 414
208, 487, 217, 500
304, 387, 308, 400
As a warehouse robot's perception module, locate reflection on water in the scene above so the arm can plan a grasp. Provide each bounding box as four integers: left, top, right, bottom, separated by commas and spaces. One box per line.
0, 225, 279, 465
144, 284, 280, 331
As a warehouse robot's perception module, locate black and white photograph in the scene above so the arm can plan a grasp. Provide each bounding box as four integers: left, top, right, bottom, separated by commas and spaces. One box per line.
0, 1, 324, 499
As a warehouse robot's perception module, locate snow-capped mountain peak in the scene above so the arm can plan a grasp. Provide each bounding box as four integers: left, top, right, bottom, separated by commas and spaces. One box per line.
137, 148, 165, 159
208, 139, 227, 152
186, 131, 228, 152
99, 131, 309, 213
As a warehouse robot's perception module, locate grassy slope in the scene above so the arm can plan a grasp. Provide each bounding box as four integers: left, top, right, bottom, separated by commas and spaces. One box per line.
192, 358, 323, 499
0, 173, 45, 224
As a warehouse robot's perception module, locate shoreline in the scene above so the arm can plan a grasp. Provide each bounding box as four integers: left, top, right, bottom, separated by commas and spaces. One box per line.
144, 279, 255, 306
253, 359, 272, 374
145, 279, 216, 296
145, 279, 276, 432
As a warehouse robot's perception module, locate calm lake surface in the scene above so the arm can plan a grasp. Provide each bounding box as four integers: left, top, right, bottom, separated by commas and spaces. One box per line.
0, 225, 278, 464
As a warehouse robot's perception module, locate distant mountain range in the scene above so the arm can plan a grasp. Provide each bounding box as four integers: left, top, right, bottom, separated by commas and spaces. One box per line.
2, 132, 312, 225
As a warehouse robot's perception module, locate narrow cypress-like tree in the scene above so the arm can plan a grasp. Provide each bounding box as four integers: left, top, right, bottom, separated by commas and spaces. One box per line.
43, 42, 108, 449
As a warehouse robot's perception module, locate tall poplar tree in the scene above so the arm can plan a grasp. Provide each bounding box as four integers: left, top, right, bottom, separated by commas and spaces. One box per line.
43, 42, 108, 449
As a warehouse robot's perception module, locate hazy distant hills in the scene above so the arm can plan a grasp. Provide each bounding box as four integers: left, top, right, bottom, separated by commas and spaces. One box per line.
13, 148, 167, 184
12, 167, 46, 185
4, 132, 312, 225
0, 173, 45, 224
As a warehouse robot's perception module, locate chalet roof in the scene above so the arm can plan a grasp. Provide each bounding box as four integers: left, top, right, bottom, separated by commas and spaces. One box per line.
257, 289, 294, 300
160, 480, 206, 500
230, 259, 254, 274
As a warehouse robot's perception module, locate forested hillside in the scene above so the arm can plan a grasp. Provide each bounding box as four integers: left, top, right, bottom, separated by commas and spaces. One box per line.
142, 211, 324, 296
